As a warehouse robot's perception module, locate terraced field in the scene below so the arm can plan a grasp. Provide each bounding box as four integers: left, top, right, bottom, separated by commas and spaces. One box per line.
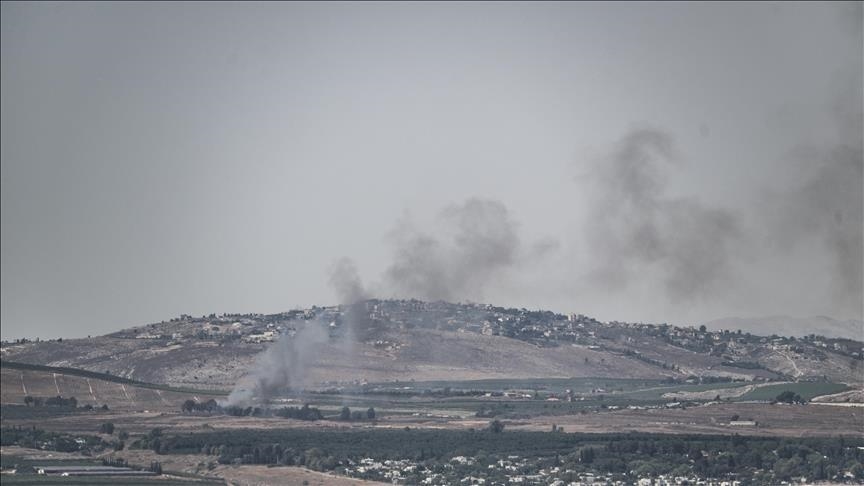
0, 366, 224, 413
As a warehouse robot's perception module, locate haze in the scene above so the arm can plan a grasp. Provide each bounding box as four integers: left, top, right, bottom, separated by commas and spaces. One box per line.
2, 1, 862, 340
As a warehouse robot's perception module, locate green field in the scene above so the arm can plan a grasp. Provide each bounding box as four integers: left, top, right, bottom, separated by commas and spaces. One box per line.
1, 458, 98, 470
0, 405, 85, 421
617, 381, 749, 400
739, 382, 850, 401
363, 377, 665, 393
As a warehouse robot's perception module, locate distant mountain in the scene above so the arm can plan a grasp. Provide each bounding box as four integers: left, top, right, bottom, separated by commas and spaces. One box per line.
704, 316, 863, 340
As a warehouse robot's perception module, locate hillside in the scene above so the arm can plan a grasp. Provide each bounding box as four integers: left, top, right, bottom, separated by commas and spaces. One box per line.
2, 300, 862, 390
704, 315, 863, 340
0, 362, 218, 412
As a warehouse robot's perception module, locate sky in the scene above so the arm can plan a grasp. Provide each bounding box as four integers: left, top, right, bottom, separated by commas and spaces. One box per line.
2, 1, 862, 339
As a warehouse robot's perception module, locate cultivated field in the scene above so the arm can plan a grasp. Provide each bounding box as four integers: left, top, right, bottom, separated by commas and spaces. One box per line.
0, 367, 221, 412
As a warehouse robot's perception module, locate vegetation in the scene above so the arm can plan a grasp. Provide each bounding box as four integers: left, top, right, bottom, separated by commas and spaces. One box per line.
23, 395, 77, 408
139, 427, 864, 484
99, 422, 115, 434
180, 399, 324, 420
486, 419, 505, 433
740, 382, 850, 401
774, 390, 805, 404
0, 426, 106, 453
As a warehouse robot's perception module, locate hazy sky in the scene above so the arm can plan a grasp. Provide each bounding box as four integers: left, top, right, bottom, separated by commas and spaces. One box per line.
2, 2, 862, 339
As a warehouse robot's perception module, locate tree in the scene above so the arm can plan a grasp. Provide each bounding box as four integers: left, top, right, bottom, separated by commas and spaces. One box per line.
487, 420, 505, 433
699, 325, 707, 332
775, 391, 804, 404
366, 407, 376, 419
23, 396, 34, 407
99, 422, 115, 435
339, 406, 351, 421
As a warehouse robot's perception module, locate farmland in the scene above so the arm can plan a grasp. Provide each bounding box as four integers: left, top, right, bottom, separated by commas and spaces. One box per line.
738, 382, 851, 401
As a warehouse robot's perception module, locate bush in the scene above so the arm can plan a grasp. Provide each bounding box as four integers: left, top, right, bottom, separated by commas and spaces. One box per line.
487, 420, 505, 433
775, 391, 804, 404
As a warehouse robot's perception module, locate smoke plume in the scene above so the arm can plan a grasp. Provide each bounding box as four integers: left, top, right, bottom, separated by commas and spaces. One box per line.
764, 76, 863, 314
224, 320, 329, 406
385, 198, 521, 302
582, 111, 861, 318
584, 128, 742, 300
328, 257, 369, 305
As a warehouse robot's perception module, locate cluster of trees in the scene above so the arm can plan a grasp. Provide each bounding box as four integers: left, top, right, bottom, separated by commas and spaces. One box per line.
131, 428, 164, 453
181, 398, 220, 413
475, 406, 502, 418
486, 420, 504, 433
24, 395, 77, 408
180, 399, 325, 421
0, 426, 105, 453
774, 390, 806, 404
22, 395, 110, 411
144, 428, 864, 484
274, 405, 324, 420
338, 407, 375, 421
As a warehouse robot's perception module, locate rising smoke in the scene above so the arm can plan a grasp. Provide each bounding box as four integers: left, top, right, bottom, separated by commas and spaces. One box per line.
328, 257, 369, 305
581, 114, 862, 318
224, 259, 370, 407
584, 128, 743, 300
224, 320, 329, 406
763, 75, 863, 314
385, 198, 521, 302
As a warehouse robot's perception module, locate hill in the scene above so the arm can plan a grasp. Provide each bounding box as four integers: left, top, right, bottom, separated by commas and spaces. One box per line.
2, 300, 861, 390
0, 361, 219, 412
704, 315, 863, 340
